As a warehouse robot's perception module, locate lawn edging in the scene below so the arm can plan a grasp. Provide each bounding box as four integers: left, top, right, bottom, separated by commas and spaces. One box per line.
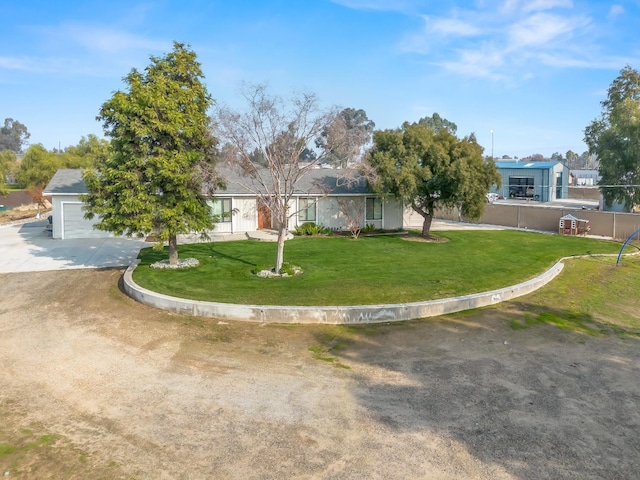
122, 260, 565, 324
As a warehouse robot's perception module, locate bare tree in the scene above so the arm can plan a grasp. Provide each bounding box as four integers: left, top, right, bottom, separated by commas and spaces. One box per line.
336, 198, 364, 239
214, 84, 337, 272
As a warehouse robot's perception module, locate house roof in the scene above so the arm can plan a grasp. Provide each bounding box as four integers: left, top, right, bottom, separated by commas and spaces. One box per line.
560, 214, 589, 222
43, 166, 373, 197
495, 161, 563, 169
43, 169, 87, 195
216, 164, 371, 196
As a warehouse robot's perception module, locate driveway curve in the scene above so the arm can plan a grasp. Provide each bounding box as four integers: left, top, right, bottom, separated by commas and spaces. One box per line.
0, 219, 146, 273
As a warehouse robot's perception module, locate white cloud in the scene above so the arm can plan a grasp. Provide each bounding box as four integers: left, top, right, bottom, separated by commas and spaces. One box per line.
64, 24, 168, 55
521, 0, 573, 13
608, 5, 625, 19
501, 0, 572, 14
424, 16, 482, 37
507, 13, 588, 49
0, 57, 32, 71
0, 23, 169, 78
438, 45, 510, 80
395, 0, 625, 84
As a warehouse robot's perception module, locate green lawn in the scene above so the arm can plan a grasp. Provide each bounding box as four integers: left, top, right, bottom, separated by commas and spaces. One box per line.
507, 253, 640, 336
133, 230, 633, 306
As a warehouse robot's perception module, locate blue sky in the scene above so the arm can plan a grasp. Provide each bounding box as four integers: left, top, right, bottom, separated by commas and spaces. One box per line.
2, 0, 639, 159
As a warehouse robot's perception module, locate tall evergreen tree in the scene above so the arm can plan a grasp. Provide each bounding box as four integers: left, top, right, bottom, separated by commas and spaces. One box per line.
83, 42, 218, 265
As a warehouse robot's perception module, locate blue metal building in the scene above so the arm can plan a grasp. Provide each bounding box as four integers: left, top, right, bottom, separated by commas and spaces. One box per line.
493, 161, 570, 202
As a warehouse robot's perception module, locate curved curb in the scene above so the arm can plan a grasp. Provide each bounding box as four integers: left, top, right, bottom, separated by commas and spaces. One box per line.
123, 260, 565, 324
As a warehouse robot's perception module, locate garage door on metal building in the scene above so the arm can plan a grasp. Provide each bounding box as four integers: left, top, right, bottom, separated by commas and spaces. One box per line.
62, 202, 110, 239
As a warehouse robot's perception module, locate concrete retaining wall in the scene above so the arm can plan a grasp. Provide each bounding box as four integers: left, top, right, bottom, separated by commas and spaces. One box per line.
123, 260, 565, 324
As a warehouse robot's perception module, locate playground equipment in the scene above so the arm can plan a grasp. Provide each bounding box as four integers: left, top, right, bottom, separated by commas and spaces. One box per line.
617, 228, 640, 266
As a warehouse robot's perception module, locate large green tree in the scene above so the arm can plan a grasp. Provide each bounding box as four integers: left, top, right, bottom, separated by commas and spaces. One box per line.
83, 42, 218, 265
0, 118, 30, 153
584, 65, 640, 210
417, 113, 457, 134
369, 119, 500, 238
16, 144, 59, 188
0, 150, 17, 195
59, 134, 111, 169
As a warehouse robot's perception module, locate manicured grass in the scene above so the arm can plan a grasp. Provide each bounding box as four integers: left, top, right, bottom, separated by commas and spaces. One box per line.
133, 230, 631, 306
509, 254, 640, 336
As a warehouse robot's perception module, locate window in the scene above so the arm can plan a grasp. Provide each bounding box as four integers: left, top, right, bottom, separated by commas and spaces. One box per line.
298, 198, 316, 222
366, 197, 382, 220
211, 198, 232, 222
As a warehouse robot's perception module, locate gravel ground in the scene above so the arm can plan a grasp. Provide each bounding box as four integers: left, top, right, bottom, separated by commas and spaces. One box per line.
1, 269, 639, 479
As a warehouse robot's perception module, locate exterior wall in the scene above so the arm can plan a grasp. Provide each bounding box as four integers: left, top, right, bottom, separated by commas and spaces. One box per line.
288, 197, 304, 230
212, 195, 402, 233
233, 197, 258, 231
403, 206, 422, 229
316, 197, 358, 230
550, 163, 570, 201
211, 197, 257, 233
383, 198, 404, 230
51, 195, 67, 239
312, 196, 403, 231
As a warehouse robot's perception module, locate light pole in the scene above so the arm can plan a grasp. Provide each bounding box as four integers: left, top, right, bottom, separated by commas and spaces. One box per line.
490, 129, 494, 159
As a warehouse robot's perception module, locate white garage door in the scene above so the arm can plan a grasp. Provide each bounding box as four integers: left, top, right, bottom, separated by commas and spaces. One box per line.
62, 203, 110, 239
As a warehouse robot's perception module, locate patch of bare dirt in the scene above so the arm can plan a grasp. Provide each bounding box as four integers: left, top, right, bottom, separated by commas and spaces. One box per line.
1, 269, 639, 479
402, 233, 450, 243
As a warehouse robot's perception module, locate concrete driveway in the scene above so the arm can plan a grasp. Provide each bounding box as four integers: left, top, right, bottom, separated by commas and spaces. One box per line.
0, 220, 147, 273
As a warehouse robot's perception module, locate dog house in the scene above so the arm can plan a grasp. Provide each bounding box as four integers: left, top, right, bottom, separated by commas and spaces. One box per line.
559, 214, 590, 236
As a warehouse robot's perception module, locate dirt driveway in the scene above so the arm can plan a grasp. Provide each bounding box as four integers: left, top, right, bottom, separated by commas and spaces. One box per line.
1, 269, 639, 479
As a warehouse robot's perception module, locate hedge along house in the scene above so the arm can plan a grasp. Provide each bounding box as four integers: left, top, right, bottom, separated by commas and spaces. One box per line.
212, 165, 404, 234
44, 167, 403, 240
492, 161, 569, 202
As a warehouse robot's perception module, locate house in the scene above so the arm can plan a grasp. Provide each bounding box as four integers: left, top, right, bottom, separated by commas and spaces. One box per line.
570, 169, 600, 186
43, 167, 404, 240
213, 165, 403, 234
492, 161, 569, 202
43, 169, 113, 239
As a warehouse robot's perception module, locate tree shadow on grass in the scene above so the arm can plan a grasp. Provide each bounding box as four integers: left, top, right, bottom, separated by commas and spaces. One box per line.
506, 301, 640, 338
140, 244, 256, 267
307, 311, 640, 479
197, 247, 256, 267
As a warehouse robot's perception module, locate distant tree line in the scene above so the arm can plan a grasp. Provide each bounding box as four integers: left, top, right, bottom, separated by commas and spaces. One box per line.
0, 125, 110, 196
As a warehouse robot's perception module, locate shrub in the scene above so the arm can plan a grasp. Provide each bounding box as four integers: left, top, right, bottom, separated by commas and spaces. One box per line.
294, 222, 330, 236
363, 223, 376, 233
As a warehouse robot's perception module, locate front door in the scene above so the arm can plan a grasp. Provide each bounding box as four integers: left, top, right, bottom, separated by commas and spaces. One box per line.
258, 202, 271, 229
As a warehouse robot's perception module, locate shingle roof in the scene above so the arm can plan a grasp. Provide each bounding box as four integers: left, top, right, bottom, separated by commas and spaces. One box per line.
215, 164, 372, 196
43, 169, 87, 195
43, 166, 373, 197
